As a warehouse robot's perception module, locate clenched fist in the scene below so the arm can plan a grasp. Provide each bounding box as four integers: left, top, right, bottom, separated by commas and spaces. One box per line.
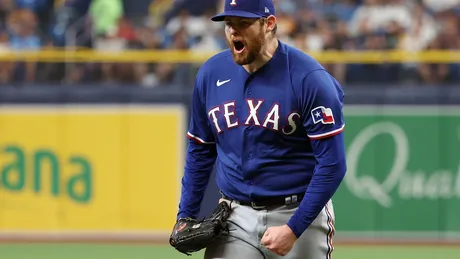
261, 224, 297, 256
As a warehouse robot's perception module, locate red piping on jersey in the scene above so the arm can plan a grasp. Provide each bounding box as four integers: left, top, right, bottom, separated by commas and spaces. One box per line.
309, 126, 344, 140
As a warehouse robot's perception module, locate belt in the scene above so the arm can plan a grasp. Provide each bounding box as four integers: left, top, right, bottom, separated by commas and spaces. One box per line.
221, 192, 305, 210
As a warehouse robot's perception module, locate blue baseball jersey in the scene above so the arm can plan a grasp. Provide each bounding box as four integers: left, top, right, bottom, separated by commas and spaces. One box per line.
178, 40, 347, 237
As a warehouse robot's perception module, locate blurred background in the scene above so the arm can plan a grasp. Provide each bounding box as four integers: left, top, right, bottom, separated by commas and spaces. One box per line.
0, 0, 459, 258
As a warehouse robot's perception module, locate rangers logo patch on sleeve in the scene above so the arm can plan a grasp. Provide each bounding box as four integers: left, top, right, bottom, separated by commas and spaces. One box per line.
311, 106, 335, 124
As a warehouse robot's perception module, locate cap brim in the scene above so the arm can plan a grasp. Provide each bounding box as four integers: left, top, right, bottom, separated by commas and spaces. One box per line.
211, 10, 262, 22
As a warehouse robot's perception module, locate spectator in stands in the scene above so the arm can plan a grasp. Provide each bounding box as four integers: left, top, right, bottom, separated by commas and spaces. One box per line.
0, 31, 13, 84
419, 11, 460, 83
397, 2, 437, 83
348, 0, 411, 39
322, 19, 349, 83
89, 0, 123, 38
188, 8, 225, 52
7, 8, 41, 83
0, 0, 14, 31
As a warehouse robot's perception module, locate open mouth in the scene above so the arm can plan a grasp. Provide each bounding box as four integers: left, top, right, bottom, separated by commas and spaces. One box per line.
233, 40, 245, 53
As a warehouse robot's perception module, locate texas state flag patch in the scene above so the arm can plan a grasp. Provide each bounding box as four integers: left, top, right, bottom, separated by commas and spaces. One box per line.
311, 106, 335, 124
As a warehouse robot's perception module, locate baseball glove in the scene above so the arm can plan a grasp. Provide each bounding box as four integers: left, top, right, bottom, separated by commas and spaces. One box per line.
169, 201, 232, 256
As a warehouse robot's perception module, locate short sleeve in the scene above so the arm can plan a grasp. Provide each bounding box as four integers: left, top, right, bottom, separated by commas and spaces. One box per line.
187, 71, 216, 144
299, 69, 345, 140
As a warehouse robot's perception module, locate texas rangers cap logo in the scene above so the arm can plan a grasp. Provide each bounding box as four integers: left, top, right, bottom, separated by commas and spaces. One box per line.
311, 106, 335, 124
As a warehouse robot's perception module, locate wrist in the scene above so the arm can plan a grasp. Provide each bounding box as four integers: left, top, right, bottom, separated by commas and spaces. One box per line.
284, 224, 298, 239
287, 219, 303, 238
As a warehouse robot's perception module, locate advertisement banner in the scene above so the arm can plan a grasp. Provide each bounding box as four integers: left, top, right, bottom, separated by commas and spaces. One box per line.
0, 105, 185, 233
334, 106, 460, 238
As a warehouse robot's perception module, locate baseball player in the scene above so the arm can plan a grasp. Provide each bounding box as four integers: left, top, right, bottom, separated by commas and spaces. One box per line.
174, 0, 347, 258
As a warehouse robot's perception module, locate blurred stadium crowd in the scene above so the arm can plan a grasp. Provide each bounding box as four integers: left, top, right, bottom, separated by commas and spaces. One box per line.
0, 0, 459, 86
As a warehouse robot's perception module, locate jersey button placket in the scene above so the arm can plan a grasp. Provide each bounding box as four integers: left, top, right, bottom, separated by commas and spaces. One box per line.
245, 75, 253, 97
243, 75, 253, 183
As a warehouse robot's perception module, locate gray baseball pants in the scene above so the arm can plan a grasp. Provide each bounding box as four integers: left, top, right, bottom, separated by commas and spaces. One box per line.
204, 199, 335, 259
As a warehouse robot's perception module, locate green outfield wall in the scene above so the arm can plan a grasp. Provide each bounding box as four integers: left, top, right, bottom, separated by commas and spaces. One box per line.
334, 106, 460, 239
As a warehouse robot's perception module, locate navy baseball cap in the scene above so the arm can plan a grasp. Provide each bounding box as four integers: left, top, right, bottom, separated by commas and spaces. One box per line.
211, 0, 275, 22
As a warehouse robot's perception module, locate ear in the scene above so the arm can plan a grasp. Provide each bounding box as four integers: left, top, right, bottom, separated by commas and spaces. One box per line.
266, 15, 277, 33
